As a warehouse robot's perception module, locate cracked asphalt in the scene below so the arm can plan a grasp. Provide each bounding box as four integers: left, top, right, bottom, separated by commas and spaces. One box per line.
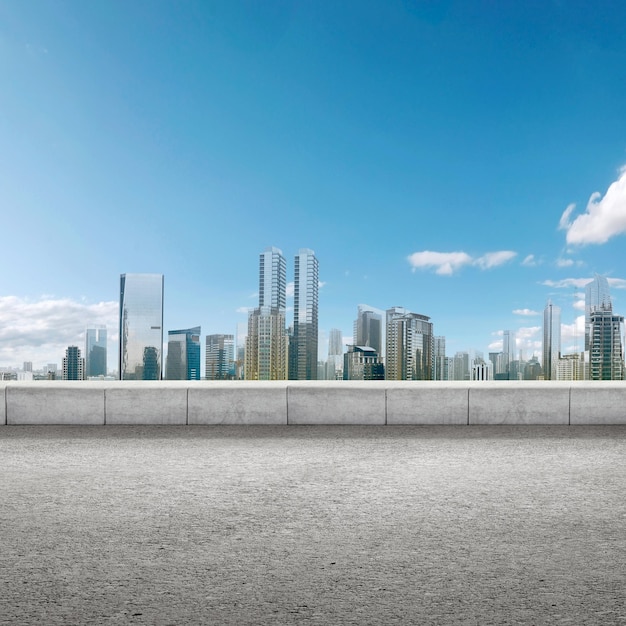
1, 425, 626, 625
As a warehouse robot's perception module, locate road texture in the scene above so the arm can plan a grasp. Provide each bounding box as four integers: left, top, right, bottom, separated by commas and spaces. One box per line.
1, 425, 626, 625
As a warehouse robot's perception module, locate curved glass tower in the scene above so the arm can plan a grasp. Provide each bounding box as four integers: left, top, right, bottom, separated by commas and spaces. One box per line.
119, 273, 164, 380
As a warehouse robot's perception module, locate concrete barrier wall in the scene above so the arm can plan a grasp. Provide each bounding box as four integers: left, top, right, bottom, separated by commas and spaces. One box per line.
1, 381, 625, 425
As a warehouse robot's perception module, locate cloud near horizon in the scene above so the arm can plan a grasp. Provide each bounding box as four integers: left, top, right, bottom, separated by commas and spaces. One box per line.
559, 168, 626, 244
542, 277, 626, 290
512, 308, 540, 316
0, 296, 118, 369
407, 250, 517, 275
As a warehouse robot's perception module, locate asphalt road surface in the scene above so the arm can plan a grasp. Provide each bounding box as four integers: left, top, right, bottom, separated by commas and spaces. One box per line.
2, 425, 625, 625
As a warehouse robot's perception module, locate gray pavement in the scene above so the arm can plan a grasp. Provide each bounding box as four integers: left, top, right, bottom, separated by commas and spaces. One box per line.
1, 425, 626, 625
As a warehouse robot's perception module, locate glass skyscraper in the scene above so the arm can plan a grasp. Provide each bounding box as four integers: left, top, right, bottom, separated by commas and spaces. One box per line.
119, 273, 164, 380
259, 246, 286, 309
166, 327, 201, 380
290, 248, 319, 380
542, 300, 561, 380
205, 334, 235, 380
85, 326, 107, 378
585, 274, 612, 351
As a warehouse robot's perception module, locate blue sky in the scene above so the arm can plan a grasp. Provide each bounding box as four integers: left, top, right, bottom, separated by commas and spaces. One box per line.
1, 0, 626, 372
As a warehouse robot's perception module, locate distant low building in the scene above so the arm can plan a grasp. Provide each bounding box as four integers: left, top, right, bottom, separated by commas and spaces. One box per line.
343, 345, 384, 380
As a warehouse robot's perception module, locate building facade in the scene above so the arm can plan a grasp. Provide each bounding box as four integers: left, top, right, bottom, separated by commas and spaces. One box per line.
542, 300, 561, 381
343, 345, 385, 380
588, 306, 625, 380
119, 273, 164, 380
62, 345, 84, 380
206, 334, 235, 380
585, 274, 612, 352
354, 306, 383, 355
85, 326, 107, 378
166, 327, 201, 380
245, 307, 287, 380
290, 248, 319, 380
385, 306, 433, 380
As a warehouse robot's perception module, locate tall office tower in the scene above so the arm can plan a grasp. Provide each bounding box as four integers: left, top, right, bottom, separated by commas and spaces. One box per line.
245, 307, 287, 379
245, 248, 288, 380
326, 328, 344, 380
385, 306, 433, 380
452, 351, 470, 381
502, 330, 516, 378
353, 305, 383, 355
206, 334, 235, 380
290, 248, 319, 380
23, 361, 33, 372
589, 306, 625, 380
585, 275, 612, 351
166, 327, 201, 380
259, 246, 287, 309
119, 273, 164, 380
62, 345, 84, 380
343, 345, 385, 380
433, 336, 446, 380
543, 300, 561, 380
85, 326, 107, 378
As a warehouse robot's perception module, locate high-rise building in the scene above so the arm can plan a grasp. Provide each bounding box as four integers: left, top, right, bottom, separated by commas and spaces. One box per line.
543, 300, 561, 380
290, 248, 319, 380
353, 306, 383, 355
245, 248, 288, 380
119, 273, 164, 380
588, 306, 624, 380
325, 328, 344, 380
85, 326, 107, 378
502, 330, 516, 379
557, 353, 585, 381
385, 306, 433, 380
62, 345, 84, 380
166, 327, 201, 380
259, 246, 287, 310
245, 307, 287, 380
206, 334, 235, 380
585, 275, 612, 351
452, 351, 470, 381
23, 361, 33, 372
433, 336, 446, 380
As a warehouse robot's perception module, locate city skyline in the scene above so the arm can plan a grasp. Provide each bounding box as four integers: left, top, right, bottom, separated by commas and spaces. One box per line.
2, 2, 626, 369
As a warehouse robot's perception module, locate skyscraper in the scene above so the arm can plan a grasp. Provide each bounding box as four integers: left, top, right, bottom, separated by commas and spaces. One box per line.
245, 307, 287, 380
259, 246, 287, 309
166, 327, 201, 380
588, 306, 624, 380
290, 248, 319, 380
353, 305, 383, 355
119, 273, 164, 380
62, 345, 84, 380
585, 274, 612, 351
433, 335, 446, 380
385, 306, 433, 380
246, 248, 288, 380
502, 330, 516, 379
85, 326, 107, 378
325, 328, 344, 380
542, 300, 561, 380
206, 334, 235, 380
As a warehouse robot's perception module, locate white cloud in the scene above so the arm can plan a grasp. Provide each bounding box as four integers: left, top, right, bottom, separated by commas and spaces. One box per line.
236, 306, 250, 314
556, 258, 574, 268
522, 254, 538, 267
573, 299, 586, 311
512, 308, 540, 316
474, 251, 517, 270
608, 278, 626, 289
542, 278, 594, 289
560, 168, 626, 244
0, 296, 118, 369
561, 316, 585, 348
286, 281, 295, 298
407, 250, 516, 275
318, 281, 326, 289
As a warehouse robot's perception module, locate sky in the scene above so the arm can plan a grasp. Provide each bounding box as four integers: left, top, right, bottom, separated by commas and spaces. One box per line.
1, 0, 626, 373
